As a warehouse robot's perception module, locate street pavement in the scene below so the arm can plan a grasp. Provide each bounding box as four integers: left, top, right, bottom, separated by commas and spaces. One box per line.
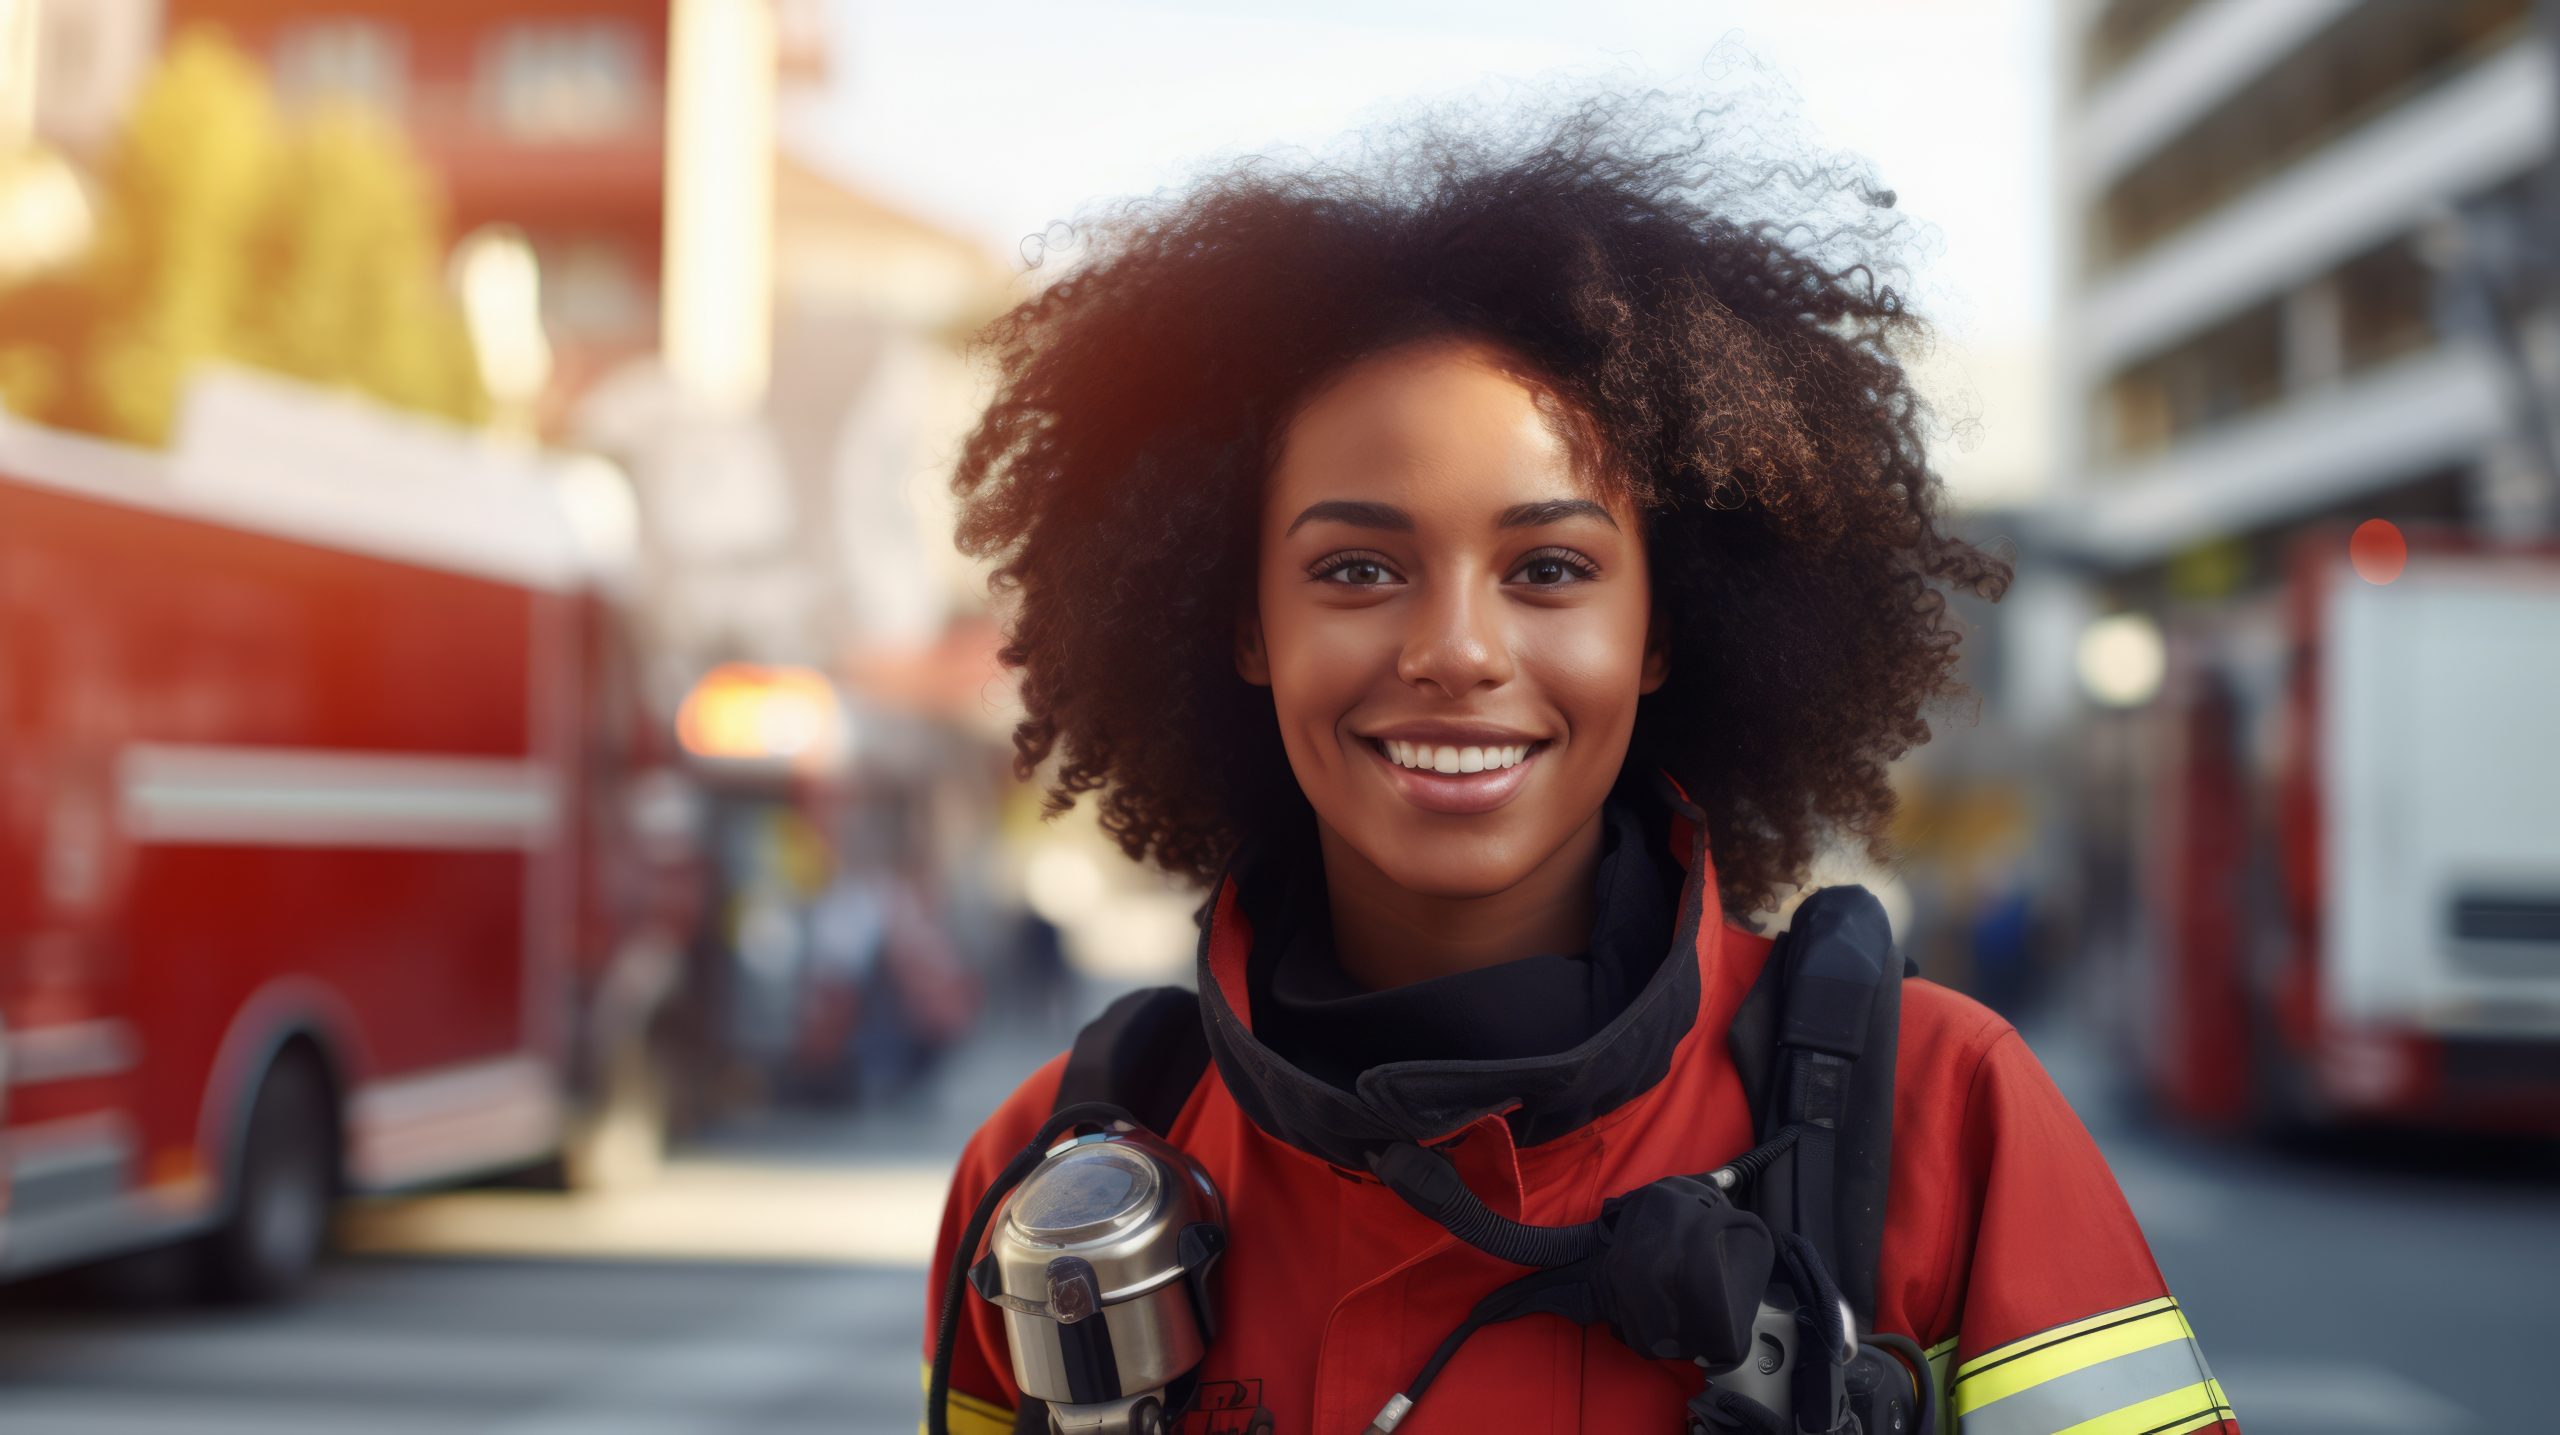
0, 1255, 914, 1434
0, 980, 2551, 1433
2027, 1012, 2560, 1435
0, 986, 1110, 1435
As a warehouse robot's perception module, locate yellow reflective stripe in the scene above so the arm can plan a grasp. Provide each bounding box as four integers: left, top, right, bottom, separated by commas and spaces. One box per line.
1946, 1297, 2239, 1435
1953, 1304, 2191, 1415
1928, 1336, 1959, 1414
2051, 1379, 2235, 1435
1954, 1296, 2179, 1384
918, 1361, 1015, 1435
944, 1393, 1013, 1435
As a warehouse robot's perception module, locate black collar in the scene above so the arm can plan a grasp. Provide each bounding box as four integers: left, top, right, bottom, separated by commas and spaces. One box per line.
1248, 797, 1680, 1088
1193, 772, 1719, 1173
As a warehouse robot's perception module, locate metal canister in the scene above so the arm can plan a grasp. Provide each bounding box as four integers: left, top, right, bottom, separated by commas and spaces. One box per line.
970, 1126, 1227, 1435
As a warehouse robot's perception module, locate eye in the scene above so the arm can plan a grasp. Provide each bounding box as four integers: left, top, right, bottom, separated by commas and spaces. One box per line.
1509, 547, 1601, 586
1308, 551, 1404, 587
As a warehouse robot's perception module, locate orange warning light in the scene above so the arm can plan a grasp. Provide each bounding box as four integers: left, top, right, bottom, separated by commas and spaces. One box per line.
677, 663, 847, 770
2349, 519, 2406, 585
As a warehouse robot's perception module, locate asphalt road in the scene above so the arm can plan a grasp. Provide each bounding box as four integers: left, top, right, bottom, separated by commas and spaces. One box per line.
0, 993, 1078, 1435
0, 995, 2549, 1434
0, 1255, 921, 1433
2031, 1017, 2560, 1435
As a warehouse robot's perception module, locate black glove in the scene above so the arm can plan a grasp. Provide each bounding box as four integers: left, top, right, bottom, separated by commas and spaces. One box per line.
1593, 1177, 1776, 1368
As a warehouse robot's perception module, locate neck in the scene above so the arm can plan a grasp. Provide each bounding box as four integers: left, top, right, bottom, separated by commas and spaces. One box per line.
1315, 807, 1608, 991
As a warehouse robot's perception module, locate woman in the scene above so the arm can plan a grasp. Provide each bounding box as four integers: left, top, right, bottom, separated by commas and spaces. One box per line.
924, 94, 2236, 1435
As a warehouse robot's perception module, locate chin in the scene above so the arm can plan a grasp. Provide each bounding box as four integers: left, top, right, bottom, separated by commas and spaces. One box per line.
1355, 823, 1544, 900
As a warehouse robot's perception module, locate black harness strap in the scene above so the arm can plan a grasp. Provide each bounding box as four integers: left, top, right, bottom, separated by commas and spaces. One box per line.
1727, 885, 1907, 1330
1055, 985, 1211, 1139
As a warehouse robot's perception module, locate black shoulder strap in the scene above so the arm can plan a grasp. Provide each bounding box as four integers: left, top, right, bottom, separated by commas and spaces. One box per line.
1054, 984, 1211, 1138
1728, 885, 1908, 1330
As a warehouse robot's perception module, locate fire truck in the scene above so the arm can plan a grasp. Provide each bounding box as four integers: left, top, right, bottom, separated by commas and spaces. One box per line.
0, 373, 698, 1299
2131, 524, 2560, 1136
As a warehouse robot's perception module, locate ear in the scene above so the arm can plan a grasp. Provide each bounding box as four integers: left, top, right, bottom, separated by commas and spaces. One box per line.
1235, 609, 1271, 686
1639, 606, 1670, 695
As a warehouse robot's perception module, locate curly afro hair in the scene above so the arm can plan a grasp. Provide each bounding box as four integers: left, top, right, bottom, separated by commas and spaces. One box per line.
952, 87, 2013, 921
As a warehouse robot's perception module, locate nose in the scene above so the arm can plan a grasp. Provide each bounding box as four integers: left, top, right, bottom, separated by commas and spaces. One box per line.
1395, 577, 1514, 698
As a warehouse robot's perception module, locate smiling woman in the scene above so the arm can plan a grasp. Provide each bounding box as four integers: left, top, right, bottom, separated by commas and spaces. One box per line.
1236, 336, 1667, 989
951, 96, 2010, 926
925, 88, 2232, 1435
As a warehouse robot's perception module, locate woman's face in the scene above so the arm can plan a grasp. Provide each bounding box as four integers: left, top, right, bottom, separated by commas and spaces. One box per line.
1238, 335, 1665, 900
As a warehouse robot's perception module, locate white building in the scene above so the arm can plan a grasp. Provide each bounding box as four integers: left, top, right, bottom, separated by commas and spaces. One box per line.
2044, 0, 2560, 575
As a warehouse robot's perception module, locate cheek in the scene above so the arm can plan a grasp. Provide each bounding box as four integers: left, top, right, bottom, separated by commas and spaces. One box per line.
1257, 592, 1381, 740
1524, 596, 1656, 732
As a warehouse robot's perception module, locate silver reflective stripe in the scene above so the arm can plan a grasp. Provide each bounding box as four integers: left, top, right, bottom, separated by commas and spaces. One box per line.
1958, 1336, 2216, 1435
7, 1020, 139, 1085
119, 743, 558, 850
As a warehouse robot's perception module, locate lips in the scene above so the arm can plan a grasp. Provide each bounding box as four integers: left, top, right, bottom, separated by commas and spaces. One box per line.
1357, 732, 1549, 816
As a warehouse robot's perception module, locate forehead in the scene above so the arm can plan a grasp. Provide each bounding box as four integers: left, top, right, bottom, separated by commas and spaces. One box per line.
1266, 338, 1597, 515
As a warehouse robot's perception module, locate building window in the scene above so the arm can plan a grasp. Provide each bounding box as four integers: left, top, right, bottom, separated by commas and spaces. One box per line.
2079, 0, 2208, 89
479, 21, 645, 143
2334, 237, 2437, 372
2097, 231, 2443, 464
2090, 0, 2530, 271
2103, 301, 2284, 462
272, 19, 406, 115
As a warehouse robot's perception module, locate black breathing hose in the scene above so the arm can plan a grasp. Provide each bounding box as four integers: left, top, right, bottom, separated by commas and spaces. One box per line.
1706, 1123, 1802, 1192
1366, 1142, 1606, 1268
1361, 1263, 1594, 1433
926, 1102, 1139, 1435
1358, 1125, 1822, 1435
1868, 1330, 1942, 1435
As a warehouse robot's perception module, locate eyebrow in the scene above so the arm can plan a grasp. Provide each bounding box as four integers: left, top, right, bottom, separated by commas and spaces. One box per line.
1284, 500, 1412, 535
1496, 499, 1618, 531
1283, 497, 1618, 536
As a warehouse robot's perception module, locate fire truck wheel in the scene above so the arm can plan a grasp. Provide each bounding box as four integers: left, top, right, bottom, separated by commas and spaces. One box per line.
200, 1052, 334, 1304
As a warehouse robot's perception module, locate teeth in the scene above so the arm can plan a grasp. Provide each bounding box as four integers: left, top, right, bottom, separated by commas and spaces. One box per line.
1379, 740, 1534, 773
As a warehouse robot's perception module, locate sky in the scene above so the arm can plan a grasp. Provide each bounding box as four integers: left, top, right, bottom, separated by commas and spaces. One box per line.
787, 0, 2059, 500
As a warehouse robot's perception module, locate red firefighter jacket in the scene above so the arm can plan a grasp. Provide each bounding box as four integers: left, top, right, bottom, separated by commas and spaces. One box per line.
926, 783, 2239, 1435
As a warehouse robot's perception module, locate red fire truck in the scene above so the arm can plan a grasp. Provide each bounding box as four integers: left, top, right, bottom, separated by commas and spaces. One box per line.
2131, 525, 2560, 1136
0, 376, 698, 1299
